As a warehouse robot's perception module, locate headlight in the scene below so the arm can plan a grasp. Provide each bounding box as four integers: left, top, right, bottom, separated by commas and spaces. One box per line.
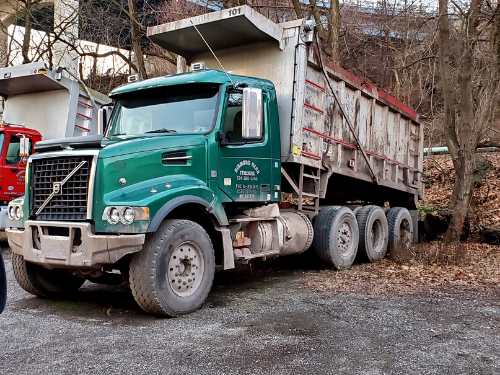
103, 206, 149, 224
121, 207, 135, 224
14, 206, 22, 220
107, 207, 120, 224
8, 206, 15, 220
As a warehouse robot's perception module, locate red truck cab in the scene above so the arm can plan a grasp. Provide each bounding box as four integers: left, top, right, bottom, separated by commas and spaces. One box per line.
0, 125, 41, 236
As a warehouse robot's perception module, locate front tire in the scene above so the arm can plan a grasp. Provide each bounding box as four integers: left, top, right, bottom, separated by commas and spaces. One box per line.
11, 253, 85, 297
129, 219, 215, 317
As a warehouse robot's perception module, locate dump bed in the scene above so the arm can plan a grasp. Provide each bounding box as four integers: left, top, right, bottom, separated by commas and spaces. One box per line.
148, 6, 423, 200
0, 62, 110, 139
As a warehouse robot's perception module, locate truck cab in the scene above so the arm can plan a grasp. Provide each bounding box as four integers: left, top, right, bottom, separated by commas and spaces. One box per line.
0, 126, 41, 237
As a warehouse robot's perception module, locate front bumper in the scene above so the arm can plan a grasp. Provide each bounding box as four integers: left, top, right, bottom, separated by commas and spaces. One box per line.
6, 220, 145, 269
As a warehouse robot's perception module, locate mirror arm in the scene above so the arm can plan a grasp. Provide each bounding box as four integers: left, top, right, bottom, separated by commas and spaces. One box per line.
216, 131, 228, 146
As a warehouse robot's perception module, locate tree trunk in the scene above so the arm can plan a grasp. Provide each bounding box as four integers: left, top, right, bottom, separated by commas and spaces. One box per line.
128, 0, 147, 79
22, 0, 33, 64
309, 0, 341, 63
290, 0, 304, 19
439, 0, 486, 243
444, 153, 475, 242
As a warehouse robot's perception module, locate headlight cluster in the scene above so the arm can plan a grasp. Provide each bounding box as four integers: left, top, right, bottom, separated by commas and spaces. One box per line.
8, 205, 23, 221
103, 206, 149, 225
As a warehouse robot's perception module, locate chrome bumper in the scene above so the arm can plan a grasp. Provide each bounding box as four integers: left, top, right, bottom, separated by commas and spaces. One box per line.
6, 221, 145, 268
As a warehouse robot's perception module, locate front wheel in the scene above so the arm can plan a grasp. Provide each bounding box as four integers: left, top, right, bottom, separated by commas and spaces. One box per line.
11, 253, 85, 297
129, 219, 215, 317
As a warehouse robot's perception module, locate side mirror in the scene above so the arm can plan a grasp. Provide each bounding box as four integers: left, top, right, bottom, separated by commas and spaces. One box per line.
98, 108, 106, 135
242, 87, 263, 140
19, 137, 29, 157
98, 107, 113, 135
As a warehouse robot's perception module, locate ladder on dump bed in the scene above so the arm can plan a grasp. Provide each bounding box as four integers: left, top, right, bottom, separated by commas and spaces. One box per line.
298, 164, 320, 213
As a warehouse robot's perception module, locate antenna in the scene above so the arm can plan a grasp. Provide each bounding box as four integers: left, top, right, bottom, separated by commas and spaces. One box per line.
189, 20, 235, 86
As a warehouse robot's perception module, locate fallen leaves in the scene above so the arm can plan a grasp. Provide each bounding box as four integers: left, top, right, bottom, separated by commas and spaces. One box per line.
303, 242, 500, 297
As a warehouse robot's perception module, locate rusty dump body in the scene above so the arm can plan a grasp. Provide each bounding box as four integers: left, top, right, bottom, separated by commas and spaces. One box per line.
149, 5, 423, 209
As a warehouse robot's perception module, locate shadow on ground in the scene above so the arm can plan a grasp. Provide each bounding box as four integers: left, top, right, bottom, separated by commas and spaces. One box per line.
9, 251, 324, 322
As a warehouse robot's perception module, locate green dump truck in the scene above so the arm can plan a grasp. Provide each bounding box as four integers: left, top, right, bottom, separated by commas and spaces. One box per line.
6, 6, 423, 316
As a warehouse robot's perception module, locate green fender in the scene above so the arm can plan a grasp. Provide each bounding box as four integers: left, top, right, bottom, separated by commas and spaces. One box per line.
96, 174, 228, 233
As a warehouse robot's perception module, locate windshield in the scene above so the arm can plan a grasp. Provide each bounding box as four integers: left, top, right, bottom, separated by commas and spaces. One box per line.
107, 83, 220, 136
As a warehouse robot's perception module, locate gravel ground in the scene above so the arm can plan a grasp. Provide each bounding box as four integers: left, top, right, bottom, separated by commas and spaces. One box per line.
1, 248, 499, 375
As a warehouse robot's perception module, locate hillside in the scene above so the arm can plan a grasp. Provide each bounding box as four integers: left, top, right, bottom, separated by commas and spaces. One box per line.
421, 153, 500, 229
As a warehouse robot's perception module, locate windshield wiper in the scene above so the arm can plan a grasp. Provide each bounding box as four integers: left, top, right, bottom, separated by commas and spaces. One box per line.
110, 133, 127, 136
145, 128, 177, 134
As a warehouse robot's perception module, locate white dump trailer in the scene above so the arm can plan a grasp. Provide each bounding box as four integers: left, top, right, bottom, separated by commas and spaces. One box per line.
0, 62, 110, 138
0, 62, 110, 238
148, 5, 423, 237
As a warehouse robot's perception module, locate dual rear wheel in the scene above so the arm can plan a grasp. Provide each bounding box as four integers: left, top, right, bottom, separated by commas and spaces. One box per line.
313, 205, 413, 270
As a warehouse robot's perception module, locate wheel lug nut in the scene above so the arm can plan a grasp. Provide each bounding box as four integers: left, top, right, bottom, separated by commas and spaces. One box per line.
175, 273, 179, 276
191, 272, 195, 275
188, 279, 192, 282
183, 282, 187, 285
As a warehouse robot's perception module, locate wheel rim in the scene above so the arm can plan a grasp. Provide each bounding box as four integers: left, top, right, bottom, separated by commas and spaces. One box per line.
399, 219, 411, 248
371, 219, 384, 253
167, 241, 205, 297
337, 221, 353, 256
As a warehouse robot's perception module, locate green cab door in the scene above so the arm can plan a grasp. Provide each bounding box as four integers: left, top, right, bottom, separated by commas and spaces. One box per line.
217, 88, 280, 203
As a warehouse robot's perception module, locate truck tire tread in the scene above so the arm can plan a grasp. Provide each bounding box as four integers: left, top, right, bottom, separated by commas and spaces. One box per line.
356, 205, 373, 262
313, 206, 359, 270
356, 205, 389, 262
129, 219, 215, 316
386, 207, 413, 253
11, 253, 46, 297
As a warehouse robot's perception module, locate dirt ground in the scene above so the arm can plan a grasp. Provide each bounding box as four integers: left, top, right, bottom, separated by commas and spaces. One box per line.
1, 244, 499, 375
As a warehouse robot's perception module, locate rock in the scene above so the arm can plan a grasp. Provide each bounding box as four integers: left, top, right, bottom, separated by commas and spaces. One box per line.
418, 214, 450, 242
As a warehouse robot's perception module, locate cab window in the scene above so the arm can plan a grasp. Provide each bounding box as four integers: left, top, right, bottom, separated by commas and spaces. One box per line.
5, 136, 32, 165
222, 90, 265, 144
222, 91, 243, 143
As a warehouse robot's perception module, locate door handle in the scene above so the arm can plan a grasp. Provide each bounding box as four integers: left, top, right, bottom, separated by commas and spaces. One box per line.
11, 167, 18, 172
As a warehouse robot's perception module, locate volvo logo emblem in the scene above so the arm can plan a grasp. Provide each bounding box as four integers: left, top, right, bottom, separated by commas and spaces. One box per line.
53, 182, 62, 196
36, 160, 87, 216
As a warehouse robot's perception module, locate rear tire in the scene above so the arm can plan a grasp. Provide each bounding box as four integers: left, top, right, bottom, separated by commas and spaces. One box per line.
11, 253, 85, 297
356, 205, 389, 262
353, 206, 363, 217
313, 206, 359, 270
129, 219, 215, 317
386, 207, 413, 253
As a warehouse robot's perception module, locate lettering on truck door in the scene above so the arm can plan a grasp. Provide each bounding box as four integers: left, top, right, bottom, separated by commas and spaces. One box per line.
218, 89, 277, 203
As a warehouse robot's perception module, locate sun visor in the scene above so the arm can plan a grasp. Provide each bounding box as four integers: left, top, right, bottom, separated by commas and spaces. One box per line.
147, 5, 284, 61
0, 62, 66, 97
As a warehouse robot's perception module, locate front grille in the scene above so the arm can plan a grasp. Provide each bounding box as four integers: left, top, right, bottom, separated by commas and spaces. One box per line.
31, 156, 93, 221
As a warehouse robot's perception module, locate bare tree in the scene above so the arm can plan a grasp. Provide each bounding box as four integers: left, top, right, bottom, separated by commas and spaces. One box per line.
289, 0, 341, 62
438, 0, 500, 241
